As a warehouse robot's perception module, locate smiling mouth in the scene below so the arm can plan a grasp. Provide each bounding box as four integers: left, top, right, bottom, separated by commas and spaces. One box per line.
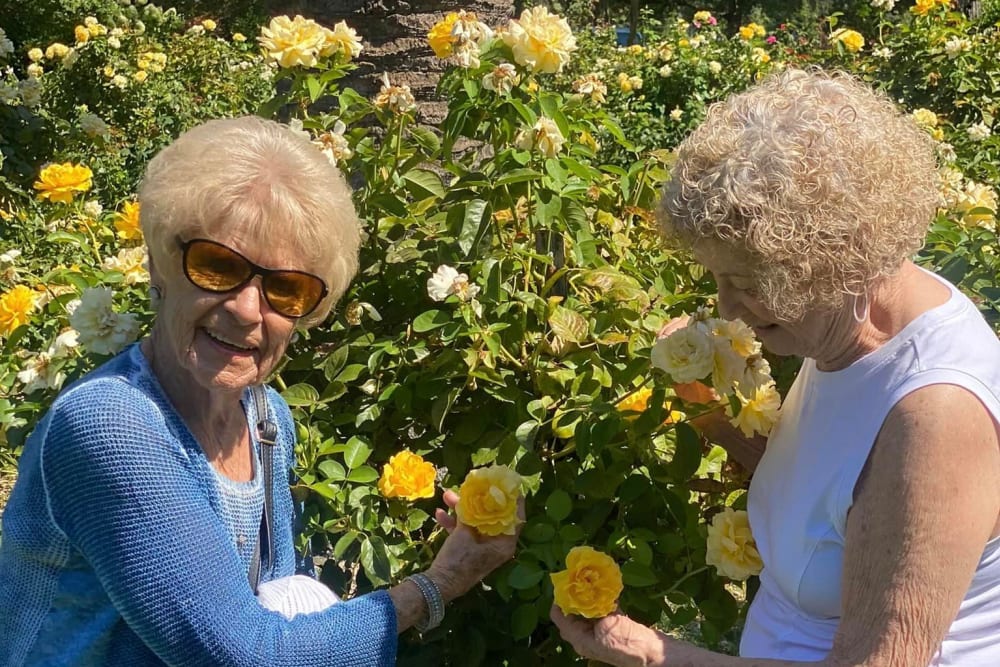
203, 328, 256, 352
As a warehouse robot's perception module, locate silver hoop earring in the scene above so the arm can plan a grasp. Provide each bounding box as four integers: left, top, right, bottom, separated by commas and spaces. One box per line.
852, 293, 869, 324
150, 285, 162, 310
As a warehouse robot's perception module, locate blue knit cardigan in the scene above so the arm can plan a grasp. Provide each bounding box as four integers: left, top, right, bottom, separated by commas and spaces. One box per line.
0, 344, 397, 665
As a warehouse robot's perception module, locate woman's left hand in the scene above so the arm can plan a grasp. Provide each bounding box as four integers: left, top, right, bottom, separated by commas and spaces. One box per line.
549, 605, 669, 667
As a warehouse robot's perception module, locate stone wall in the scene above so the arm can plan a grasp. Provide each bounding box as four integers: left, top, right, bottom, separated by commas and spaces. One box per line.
276, 0, 515, 124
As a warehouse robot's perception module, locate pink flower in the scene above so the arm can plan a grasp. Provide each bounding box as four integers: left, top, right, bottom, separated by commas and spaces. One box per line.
766, 35, 777, 44
709, 16, 717, 25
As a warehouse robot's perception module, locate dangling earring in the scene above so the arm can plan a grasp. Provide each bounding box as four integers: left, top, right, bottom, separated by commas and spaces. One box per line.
852, 292, 869, 324
150, 285, 162, 311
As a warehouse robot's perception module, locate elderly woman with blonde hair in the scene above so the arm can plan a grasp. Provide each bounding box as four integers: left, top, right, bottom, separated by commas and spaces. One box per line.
0, 116, 517, 665
551, 69, 1000, 666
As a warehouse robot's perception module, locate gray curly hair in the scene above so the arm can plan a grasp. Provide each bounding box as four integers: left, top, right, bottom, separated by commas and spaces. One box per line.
658, 68, 940, 320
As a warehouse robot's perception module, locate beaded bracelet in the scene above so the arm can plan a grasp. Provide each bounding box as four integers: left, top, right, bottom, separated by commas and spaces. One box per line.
406, 572, 445, 632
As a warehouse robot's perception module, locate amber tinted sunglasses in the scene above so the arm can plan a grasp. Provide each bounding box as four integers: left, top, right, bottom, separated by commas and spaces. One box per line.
180, 238, 328, 318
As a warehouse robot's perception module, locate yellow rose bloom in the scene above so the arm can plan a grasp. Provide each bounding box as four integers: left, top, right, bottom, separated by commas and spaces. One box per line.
232, 32, 247, 42
378, 450, 436, 500
428, 12, 460, 57
956, 181, 998, 228
727, 382, 782, 437
706, 508, 762, 581
739, 23, 764, 40
911, 0, 950, 16
28, 47, 44, 62
321, 20, 363, 61
0, 285, 38, 336
202, 19, 217, 31
74, 26, 90, 44
617, 386, 652, 418
551, 546, 624, 618
911, 107, 939, 128
693, 11, 713, 23
45, 42, 70, 60
830, 28, 864, 53
710, 318, 760, 358
133, 70, 148, 83
501, 6, 577, 74
34, 163, 93, 204
258, 14, 327, 68
456, 464, 523, 536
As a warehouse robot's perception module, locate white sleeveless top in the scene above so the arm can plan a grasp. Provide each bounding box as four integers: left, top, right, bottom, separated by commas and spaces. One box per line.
740, 269, 1000, 665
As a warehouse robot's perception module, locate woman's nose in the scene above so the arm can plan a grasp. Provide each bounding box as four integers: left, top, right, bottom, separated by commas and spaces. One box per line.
225, 278, 266, 323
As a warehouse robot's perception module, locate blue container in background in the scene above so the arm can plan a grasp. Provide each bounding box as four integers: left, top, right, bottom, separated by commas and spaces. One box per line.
615, 26, 643, 46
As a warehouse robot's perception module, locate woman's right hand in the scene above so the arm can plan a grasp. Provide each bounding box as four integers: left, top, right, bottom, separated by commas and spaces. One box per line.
424, 489, 522, 602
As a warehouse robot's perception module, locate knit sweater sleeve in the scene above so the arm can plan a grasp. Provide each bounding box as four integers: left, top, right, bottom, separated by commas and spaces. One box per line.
40, 378, 397, 666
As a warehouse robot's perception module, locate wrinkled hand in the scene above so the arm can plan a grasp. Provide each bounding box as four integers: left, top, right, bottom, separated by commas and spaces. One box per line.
425, 489, 523, 602
550, 606, 669, 667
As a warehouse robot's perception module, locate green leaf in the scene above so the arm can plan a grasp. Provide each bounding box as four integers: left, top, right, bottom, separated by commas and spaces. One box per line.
318, 459, 346, 481
458, 198, 489, 256
322, 346, 350, 381
548, 306, 588, 343
510, 603, 538, 639
333, 530, 359, 559
431, 387, 461, 433
507, 561, 545, 589
545, 489, 573, 521
334, 364, 366, 383
281, 383, 319, 407
343, 436, 373, 468
515, 420, 538, 447
496, 168, 543, 186
413, 310, 451, 332
403, 169, 445, 199
668, 423, 703, 480
347, 465, 378, 483
360, 536, 392, 586
621, 560, 658, 587
408, 125, 441, 154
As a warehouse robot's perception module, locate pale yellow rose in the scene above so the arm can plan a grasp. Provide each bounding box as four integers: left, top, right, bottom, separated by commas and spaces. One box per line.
955, 181, 998, 228
201, 19, 217, 32
378, 450, 436, 500
456, 464, 523, 536
258, 15, 327, 68
321, 20, 363, 61
45, 42, 70, 60
911, 108, 939, 129
710, 339, 745, 397
572, 72, 606, 103
27, 47, 44, 62
651, 323, 715, 384
706, 507, 762, 581
911, 0, 950, 16
102, 247, 148, 285
727, 382, 782, 437
501, 6, 577, 74
551, 546, 624, 618
710, 318, 760, 358
514, 116, 565, 158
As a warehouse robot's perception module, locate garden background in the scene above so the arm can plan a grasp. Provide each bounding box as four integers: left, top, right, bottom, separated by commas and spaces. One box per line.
1, 0, 999, 663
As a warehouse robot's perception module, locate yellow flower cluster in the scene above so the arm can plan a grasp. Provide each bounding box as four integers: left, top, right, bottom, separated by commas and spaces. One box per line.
911, 0, 951, 16
955, 180, 998, 228
138, 51, 167, 73
427, 11, 493, 68
571, 73, 607, 103
693, 11, 714, 24
652, 313, 779, 436
705, 508, 763, 581
551, 546, 623, 618
0, 285, 37, 336
258, 15, 363, 69
501, 6, 577, 74
911, 108, 945, 141
373, 72, 416, 114
830, 28, 865, 53
34, 163, 93, 204
378, 450, 436, 500
456, 464, 523, 536
617, 72, 643, 93
739, 23, 766, 40
45, 43, 71, 60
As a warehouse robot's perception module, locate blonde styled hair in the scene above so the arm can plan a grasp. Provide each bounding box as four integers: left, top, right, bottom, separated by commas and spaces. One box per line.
658, 68, 939, 320
138, 115, 360, 327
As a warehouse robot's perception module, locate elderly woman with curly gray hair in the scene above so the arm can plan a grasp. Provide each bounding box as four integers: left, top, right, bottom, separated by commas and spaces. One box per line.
552, 69, 1000, 666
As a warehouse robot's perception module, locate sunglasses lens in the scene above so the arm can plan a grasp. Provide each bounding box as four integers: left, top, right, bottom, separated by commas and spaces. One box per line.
184, 240, 252, 292
264, 272, 326, 318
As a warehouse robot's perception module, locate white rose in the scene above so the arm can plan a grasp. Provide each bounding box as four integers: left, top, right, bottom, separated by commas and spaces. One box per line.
651, 324, 715, 383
